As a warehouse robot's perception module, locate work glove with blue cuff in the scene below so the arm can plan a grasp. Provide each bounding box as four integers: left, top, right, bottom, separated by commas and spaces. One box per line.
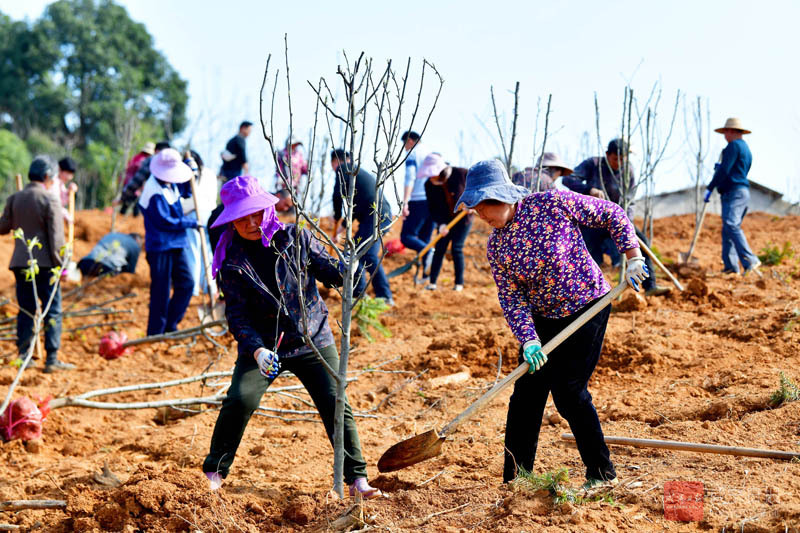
626, 256, 649, 292
254, 347, 280, 379
522, 340, 547, 374
703, 189, 712, 203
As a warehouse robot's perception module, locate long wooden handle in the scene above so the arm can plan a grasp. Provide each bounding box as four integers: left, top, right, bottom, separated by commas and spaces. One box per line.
439, 283, 627, 437
685, 202, 708, 260
562, 433, 800, 460
15, 174, 23, 192
637, 237, 683, 292
67, 187, 76, 246
188, 174, 217, 308
414, 209, 468, 262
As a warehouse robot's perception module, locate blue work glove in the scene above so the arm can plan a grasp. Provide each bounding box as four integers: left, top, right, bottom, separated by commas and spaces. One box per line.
703, 189, 712, 203
254, 347, 280, 379
626, 256, 649, 292
522, 341, 547, 374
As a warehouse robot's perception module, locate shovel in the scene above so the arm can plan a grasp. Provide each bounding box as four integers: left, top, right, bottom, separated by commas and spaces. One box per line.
187, 169, 226, 335
386, 210, 468, 279
377, 282, 627, 472
678, 202, 708, 264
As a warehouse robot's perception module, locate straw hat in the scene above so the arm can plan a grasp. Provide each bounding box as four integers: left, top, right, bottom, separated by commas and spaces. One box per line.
141, 142, 155, 155
714, 117, 751, 134
537, 152, 573, 175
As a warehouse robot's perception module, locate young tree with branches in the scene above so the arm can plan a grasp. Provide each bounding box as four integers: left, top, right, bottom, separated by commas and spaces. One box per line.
214, 40, 443, 498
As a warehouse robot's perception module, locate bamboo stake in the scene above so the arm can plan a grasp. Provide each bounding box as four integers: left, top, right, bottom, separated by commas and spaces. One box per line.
562, 433, 800, 460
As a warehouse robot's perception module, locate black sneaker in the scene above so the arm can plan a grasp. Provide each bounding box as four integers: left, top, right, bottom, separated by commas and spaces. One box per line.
44, 361, 75, 373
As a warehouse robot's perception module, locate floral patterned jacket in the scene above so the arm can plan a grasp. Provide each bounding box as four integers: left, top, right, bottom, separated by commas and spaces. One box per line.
218, 224, 343, 361
487, 190, 638, 345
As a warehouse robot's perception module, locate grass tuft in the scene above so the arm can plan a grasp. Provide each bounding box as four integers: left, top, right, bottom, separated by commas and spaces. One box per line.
769, 372, 800, 407
513, 468, 619, 506
353, 296, 392, 343
758, 242, 795, 266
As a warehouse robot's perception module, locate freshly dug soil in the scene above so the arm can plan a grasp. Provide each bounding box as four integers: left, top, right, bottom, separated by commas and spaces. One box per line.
1, 208, 799, 532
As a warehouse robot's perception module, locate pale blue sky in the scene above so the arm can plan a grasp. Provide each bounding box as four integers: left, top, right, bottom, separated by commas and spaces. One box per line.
3, 0, 799, 201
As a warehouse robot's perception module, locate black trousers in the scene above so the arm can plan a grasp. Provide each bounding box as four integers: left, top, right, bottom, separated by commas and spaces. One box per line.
503, 298, 615, 482
203, 344, 367, 483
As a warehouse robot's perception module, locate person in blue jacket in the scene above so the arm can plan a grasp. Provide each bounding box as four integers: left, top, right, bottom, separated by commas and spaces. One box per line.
138, 148, 199, 335
704, 118, 760, 275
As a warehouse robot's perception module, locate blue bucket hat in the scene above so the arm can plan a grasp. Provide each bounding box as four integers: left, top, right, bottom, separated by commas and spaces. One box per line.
454, 160, 530, 212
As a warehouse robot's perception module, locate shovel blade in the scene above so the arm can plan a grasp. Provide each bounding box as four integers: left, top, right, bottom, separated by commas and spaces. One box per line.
377, 429, 446, 472
386, 260, 416, 279
677, 252, 699, 266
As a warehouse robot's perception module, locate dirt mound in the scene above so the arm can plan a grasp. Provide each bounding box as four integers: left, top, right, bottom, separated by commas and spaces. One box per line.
1, 210, 800, 532
62, 464, 273, 532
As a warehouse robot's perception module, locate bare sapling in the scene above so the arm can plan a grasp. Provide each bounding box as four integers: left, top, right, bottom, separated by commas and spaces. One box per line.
0, 229, 72, 419
258, 36, 443, 497
490, 82, 520, 179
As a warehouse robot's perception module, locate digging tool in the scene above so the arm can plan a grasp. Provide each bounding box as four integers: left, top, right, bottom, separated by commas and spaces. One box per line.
63, 187, 81, 282
377, 283, 627, 472
561, 433, 800, 461
636, 237, 683, 292
187, 164, 225, 335
386, 210, 468, 279
678, 202, 708, 264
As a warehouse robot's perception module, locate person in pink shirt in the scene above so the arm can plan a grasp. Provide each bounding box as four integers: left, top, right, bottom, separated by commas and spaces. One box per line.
57, 158, 78, 223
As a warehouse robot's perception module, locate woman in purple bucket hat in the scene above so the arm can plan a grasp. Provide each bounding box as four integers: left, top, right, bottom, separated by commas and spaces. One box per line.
457, 160, 650, 491
202, 175, 382, 499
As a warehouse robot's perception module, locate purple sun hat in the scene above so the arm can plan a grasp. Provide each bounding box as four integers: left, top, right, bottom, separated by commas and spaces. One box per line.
211, 175, 280, 228
210, 175, 284, 276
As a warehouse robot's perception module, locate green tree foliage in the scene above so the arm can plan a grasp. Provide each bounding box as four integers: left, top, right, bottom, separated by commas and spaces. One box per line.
0, 0, 189, 207
0, 130, 32, 197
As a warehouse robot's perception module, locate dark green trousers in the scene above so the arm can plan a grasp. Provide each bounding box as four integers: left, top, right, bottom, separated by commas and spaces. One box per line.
203, 344, 368, 483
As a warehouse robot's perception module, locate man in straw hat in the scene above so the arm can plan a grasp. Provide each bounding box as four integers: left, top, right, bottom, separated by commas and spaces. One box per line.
704, 118, 760, 275
138, 148, 199, 335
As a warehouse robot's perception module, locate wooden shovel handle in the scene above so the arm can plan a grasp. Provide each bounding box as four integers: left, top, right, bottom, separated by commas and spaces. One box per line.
562, 433, 800, 460
637, 237, 684, 292
685, 202, 708, 261
15, 174, 23, 192
67, 187, 76, 247
439, 283, 627, 437
188, 173, 217, 308
414, 210, 468, 262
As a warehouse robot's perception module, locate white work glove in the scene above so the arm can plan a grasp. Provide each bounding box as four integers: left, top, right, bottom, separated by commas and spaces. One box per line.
625, 256, 649, 292
438, 223, 449, 237
254, 347, 280, 379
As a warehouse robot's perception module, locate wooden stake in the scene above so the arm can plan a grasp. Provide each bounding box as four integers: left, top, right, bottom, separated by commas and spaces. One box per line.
562, 433, 800, 460
0, 500, 66, 512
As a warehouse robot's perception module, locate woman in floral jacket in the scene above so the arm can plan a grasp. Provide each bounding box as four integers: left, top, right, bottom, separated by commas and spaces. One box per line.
202, 175, 381, 499
456, 160, 649, 491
